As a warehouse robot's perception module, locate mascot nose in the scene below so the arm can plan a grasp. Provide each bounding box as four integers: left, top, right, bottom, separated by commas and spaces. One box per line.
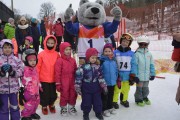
91, 7, 99, 14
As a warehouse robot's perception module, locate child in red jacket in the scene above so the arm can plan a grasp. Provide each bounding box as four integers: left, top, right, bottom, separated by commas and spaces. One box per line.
55, 42, 77, 116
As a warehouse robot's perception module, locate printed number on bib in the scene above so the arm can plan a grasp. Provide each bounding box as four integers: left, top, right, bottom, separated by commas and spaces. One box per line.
120, 62, 128, 69
116, 56, 131, 71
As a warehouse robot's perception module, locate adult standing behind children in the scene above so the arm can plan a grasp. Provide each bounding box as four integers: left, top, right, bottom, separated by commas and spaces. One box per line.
15, 16, 32, 58
52, 18, 64, 52
4, 18, 15, 39
37, 35, 59, 115
30, 18, 40, 53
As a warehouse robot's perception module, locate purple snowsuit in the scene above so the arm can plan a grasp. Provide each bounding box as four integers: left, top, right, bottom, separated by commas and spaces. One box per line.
21, 66, 40, 117
75, 63, 107, 114
0, 39, 24, 120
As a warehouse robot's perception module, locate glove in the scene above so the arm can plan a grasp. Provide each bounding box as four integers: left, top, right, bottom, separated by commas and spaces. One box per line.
117, 78, 121, 89
129, 74, 136, 86
75, 84, 82, 95
134, 77, 140, 84
150, 76, 155, 81
103, 87, 108, 95
110, 4, 122, 21
64, 4, 74, 22
1, 64, 11, 73
56, 84, 61, 92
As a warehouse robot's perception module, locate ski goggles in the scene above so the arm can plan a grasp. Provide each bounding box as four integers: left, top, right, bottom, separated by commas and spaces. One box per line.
121, 34, 133, 41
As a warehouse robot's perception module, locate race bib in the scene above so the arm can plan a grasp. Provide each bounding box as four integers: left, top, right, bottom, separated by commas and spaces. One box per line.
116, 56, 132, 71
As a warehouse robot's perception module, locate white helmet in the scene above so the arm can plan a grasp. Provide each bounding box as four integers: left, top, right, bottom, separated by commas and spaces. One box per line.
137, 35, 150, 44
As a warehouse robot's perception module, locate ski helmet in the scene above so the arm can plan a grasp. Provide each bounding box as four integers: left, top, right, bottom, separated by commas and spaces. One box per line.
120, 33, 134, 46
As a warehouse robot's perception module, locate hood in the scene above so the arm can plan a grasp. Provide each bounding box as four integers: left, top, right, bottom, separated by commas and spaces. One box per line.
60, 42, 71, 59
136, 48, 149, 53
43, 35, 57, 52
0, 39, 14, 55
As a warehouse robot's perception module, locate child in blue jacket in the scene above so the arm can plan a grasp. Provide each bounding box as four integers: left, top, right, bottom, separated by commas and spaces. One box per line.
113, 33, 138, 108
100, 43, 119, 117
134, 35, 155, 106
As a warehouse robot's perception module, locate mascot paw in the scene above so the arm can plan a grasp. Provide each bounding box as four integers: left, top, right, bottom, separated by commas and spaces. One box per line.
110, 4, 122, 21
64, 4, 75, 22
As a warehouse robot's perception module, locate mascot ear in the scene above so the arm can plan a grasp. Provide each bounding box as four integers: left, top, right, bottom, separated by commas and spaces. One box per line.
96, 0, 104, 6
79, 0, 89, 6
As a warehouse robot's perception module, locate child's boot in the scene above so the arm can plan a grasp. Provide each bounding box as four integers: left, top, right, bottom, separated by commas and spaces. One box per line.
49, 104, 56, 113
68, 104, 77, 115
21, 117, 32, 120
103, 110, 111, 117
42, 107, 48, 115
136, 100, 145, 107
109, 108, 117, 114
95, 113, 104, 120
120, 100, 130, 108
31, 113, 41, 119
143, 98, 151, 105
61, 106, 68, 116
83, 112, 89, 120
112, 102, 119, 109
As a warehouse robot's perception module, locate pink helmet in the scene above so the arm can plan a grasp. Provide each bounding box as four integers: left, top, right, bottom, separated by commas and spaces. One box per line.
25, 36, 33, 43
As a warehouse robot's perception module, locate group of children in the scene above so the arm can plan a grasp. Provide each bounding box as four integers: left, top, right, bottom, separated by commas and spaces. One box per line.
0, 33, 155, 120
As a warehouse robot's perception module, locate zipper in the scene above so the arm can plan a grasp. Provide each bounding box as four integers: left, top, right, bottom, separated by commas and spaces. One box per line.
144, 48, 146, 81
7, 55, 10, 94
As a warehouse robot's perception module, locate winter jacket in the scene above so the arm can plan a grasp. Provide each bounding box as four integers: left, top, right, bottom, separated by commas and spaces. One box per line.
0, 40, 23, 94
22, 66, 40, 95
31, 23, 40, 44
55, 42, 77, 92
100, 55, 118, 86
114, 46, 137, 81
40, 20, 47, 37
15, 24, 32, 53
37, 35, 59, 83
53, 23, 64, 36
4, 23, 15, 39
134, 48, 155, 81
75, 63, 107, 92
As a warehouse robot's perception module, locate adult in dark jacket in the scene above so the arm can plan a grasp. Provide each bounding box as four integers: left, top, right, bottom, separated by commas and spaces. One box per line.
31, 18, 40, 53
0, 19, 3, 40
39, 20, 47, 49
15, 16, 32, 56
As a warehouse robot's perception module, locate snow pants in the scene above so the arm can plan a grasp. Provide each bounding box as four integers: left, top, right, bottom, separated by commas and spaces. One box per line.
0, 93, 20, 120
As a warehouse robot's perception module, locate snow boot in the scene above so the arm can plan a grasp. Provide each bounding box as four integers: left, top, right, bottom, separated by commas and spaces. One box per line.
49, 104, 56, 113
68, 105, 77, 115
120, 100, 130, 108
112, 102, 119, 109
95, 113, 104, 120
103, 110, 111, 117
42, 107, 48, 115
61, 106, 68, 116
109, 108, 117, 114
136, 101, 145, 107
83, 112, 89, 120
31, 113, 41, 119
21, 117, 32, 120
143, 98, 151, 105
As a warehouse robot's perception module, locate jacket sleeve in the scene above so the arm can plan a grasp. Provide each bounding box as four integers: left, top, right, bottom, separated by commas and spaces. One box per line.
37, 53, 43, 74
75, 67, 83, 87
134, 53, 139, 76
15, 28, 21, 46
98, 66, 107, 88
54, 58, 63, 85
14, 58, 24, 78
65, 21, 79, 36
150, 54, 156, 76
130, 54, 137, 76
103, 20, 120, 37
3, 25, 8, 37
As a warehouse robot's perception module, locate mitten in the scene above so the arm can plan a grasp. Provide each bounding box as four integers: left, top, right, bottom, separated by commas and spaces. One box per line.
129, 74, 136, 86
56, 84, 61, 92
117, 78, 121, 89
75, 84, 82, 95
150, 76, 155, 81
110, 4, 122, 21
1, 64, 11, 73
134, 77, 140, 84
103, 87, 108, 95
64, 4, 74, 22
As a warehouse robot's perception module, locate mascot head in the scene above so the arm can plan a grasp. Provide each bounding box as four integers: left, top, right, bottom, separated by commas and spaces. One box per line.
78, 0, 106, 26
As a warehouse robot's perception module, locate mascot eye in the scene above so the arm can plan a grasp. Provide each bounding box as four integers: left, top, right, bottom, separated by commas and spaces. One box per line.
86, 5, 91, 8
98, 2, 103, 5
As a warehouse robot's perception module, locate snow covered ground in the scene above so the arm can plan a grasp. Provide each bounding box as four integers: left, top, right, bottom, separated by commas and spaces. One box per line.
36, 73, 180, 120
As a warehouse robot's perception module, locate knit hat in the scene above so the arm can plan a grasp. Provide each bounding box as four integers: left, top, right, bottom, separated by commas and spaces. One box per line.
25, 36, 33, 43
31, 18, 37, 23
8, 18, 14, 23
57, 18, 61, 22
85, 48, 98, 62
20, 16, 27, 22
103, 43, 113, 51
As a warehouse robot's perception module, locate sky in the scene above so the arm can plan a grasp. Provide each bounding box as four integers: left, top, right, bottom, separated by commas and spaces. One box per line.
1, 0, 99, 18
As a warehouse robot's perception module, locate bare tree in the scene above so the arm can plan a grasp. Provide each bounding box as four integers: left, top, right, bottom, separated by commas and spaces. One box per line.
38, 2, 55, 19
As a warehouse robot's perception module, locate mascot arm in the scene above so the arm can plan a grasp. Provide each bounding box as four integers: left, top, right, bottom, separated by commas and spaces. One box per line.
65, 21, 79, 36
103, 20, 120, 36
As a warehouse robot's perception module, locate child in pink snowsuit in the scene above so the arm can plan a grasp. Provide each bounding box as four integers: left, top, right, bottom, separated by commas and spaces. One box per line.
55, 42, 77, 116
21, 49, 41, 120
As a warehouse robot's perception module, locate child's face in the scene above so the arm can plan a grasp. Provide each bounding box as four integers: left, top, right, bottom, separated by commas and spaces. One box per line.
28, 58, 37, 67
89, 55, 97, 64
138, 42, 149, 48
64, 47, 71, 56
103, 48, 112, 56
47, 38, 55, 47
121, 39, 130, 47
25, 40, 30, 45
3, 44, 12, 55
